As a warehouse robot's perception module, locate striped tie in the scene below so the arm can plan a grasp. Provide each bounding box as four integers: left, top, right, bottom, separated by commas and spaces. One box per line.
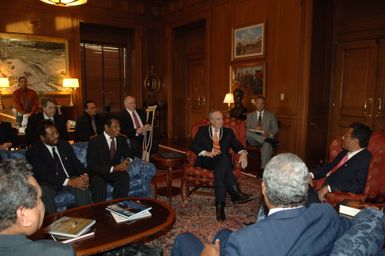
213, 129, 221, 153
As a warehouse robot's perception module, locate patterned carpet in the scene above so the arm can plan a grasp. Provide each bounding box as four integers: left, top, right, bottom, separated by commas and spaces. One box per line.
147, 174, 262, 256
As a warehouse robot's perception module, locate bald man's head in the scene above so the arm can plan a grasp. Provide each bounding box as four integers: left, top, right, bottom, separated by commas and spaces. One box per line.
124, 96, 136, 111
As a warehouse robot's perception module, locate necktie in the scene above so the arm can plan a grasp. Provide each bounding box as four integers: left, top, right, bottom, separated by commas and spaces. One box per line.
257, 112, 262, 127
52, 147, 69, 178
110, 137, 116, 160
91, 117, 97, 135
131, 111, 142, 129
212, 129, 221, 153
316, 153, 349, 189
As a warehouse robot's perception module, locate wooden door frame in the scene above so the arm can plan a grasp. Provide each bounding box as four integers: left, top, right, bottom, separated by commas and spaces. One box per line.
166, 10, 211, 139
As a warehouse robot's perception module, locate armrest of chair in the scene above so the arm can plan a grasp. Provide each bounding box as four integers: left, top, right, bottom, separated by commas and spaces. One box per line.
185, 150, 197, 167
326, 192, 365, 206
127, 157, 156, 197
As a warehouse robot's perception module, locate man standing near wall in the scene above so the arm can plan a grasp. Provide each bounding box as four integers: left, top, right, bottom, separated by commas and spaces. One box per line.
12, 77, 40, 127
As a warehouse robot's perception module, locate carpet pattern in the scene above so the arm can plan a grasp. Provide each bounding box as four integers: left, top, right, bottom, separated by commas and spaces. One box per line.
148, 174, 262, 256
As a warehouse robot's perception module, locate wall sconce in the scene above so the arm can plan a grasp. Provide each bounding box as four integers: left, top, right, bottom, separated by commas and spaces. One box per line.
0, 78, 10, 112
223, 93, 234, 112
40, 0, 87, 7
63, 78, 79, 106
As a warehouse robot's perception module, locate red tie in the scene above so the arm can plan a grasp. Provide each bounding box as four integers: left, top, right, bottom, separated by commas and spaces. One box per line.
131, 111, 142, 129
316, 153, 349, 189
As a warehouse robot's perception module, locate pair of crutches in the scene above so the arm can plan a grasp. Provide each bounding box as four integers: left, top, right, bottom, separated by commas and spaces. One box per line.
142, 105, 157, 161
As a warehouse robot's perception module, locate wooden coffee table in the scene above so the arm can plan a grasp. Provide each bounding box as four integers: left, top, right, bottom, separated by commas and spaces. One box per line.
30, 197, 175, 256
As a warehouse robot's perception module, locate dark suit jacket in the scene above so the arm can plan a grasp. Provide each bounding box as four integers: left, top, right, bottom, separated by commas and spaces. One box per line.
0, 234, 74, 256
119, 108, 147, 139
26, 140, 85, 188
313, 149, 371, 193
224, 204, 351, 256
87, 134, 133, 176
190, 125, 244, 158
26, 112, 68, 145
74, 112, 103, 142
0, 121, 19, 147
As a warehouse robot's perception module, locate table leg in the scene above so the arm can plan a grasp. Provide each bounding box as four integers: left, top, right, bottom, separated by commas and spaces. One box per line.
167, 166, 172, 204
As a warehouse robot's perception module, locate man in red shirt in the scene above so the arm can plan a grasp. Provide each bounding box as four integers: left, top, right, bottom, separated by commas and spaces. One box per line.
12, 77, 40, 127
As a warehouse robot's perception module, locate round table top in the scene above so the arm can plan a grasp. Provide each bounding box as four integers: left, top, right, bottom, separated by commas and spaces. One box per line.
29, 197, 175, 256
151, 152, 186, 168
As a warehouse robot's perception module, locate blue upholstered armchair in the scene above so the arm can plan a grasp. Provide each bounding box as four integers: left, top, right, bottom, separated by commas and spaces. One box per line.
1, 141, 156, 211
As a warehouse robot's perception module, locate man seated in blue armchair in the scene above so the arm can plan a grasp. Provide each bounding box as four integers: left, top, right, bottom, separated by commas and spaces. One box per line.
172, 153, 352, 256
26, 120, 92, 215
87, 115, 134, 203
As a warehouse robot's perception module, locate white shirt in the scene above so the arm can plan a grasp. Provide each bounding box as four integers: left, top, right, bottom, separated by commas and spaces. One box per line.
44, 144, 69, 186
268, 206, 304, 216
43, 113, 54, 121
256, 110, 264, 120
126, 109, 144, 130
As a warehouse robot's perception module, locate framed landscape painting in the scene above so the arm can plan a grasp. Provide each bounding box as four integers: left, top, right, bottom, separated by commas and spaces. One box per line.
230, 62, 266, 97
232, 22, 265, 60
0, 33, 68, 94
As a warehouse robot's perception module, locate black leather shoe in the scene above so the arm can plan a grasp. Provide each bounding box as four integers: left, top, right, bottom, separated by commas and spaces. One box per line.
231, 189, 255, 207
215, 202, 226, 221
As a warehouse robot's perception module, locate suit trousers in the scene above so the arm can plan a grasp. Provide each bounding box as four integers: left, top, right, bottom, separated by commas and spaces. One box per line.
41, 183, 92, 215
130, 136, 144, 158
171, 229, 232, 256
90, 171, 130, 203
246, 131, 273, 169
195, 153, 236, 202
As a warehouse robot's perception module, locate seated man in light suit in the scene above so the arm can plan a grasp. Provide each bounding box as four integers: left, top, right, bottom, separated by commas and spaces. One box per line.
0, 159, 75, 256
171, 153, 351, 256
246, 96, 279, 173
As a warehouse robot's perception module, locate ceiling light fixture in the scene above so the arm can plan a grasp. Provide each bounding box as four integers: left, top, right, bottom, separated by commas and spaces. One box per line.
40, 0, 87, 7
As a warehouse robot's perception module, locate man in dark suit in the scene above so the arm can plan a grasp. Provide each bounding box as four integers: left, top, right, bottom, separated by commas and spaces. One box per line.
307, 122, 372, 204
26, 120, 91, 215
0, 121, 19, 150
87, 115, 134, 203
74, 100, 103, 142
190, 110, 253, 221
0, 159, 75, 256
171, 153, 351, 256
119, 96, 150, 157
26, 97, 68, 145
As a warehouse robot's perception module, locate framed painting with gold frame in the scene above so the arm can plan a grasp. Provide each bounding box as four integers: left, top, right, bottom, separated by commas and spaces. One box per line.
232, 22, 265, 60
0, 32, 69, 95
230, 62, 266, 97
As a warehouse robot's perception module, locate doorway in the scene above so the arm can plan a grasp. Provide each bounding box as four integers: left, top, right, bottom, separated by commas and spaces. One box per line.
170, 20, 207, 140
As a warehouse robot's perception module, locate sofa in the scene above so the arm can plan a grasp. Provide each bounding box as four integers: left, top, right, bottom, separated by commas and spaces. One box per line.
0, 141, 156, 210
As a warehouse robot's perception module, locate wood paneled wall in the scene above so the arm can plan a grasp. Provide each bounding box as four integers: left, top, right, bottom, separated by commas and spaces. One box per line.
156, 0, 313, 156
0, 0, 315, 157
0, 0, 158, 116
